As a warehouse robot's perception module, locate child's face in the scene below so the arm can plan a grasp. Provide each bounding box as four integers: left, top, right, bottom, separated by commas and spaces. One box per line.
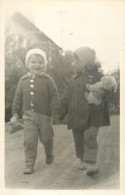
85, 64, 96, 73
27, 54, 45, 74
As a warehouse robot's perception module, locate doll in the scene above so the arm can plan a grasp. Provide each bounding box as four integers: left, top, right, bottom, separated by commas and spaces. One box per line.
85, 76, 117, 105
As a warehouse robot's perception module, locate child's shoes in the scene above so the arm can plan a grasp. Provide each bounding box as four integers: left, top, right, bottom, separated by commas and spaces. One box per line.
23, 166, 33, 174
86, 163, 99, 176
79, 162, 90, 170
45, 154, 54, 164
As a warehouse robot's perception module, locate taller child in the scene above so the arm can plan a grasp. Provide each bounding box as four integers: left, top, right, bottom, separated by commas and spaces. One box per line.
61, 47, 110, 176
10, 49, 60, 174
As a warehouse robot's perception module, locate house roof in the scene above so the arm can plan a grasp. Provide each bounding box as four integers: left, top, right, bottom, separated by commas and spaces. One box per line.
12, 12, 62, 51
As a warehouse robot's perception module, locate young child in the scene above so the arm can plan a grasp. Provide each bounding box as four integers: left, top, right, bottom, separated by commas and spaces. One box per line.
85, 75, 117, 105
61, 47, 110, 176
10, 48, 60, 174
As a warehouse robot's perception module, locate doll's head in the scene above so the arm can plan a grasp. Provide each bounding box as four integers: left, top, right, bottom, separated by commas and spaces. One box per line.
101, 76, 117, 92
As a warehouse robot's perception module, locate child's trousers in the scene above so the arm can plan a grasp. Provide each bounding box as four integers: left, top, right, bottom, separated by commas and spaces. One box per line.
22, 111, 54, 168
72, 127, 99, 163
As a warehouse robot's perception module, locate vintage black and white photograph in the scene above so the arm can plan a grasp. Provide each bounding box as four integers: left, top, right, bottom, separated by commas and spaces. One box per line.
1, 0, 125, 192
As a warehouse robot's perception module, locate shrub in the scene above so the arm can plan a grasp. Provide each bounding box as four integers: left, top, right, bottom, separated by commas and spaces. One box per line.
5, 27, 73, 121
107, 67, 120, 114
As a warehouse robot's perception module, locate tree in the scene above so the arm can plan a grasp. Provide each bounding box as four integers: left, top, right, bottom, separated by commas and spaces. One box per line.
5, 27, 27, 121
47, 50, 74, 99
5, 26, 73, 121
107, 67, 120, 114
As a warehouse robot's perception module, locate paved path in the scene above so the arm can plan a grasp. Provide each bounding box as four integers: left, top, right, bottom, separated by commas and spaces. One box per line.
5, 115, 119, 189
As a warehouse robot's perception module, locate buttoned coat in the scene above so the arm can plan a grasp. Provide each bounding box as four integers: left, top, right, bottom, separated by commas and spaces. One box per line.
12, 72, 60, 117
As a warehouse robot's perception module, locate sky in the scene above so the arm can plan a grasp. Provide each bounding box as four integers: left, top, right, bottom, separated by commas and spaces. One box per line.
34, 0, 124, 73
4, 0, 125, 73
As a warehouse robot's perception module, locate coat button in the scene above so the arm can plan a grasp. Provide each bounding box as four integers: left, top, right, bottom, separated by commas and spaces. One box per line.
30, 80, 34, 83
30, 92, 34, 95
30, 85, 34, 88
30, 102, 34, 106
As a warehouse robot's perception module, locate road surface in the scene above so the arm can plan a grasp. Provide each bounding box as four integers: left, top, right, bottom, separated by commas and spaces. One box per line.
5, 115, 119, 189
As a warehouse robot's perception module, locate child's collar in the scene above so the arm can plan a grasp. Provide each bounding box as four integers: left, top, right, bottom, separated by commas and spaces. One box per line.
27, 71, 46, 76
27, 71, 50, 78
73, 71, 90, 79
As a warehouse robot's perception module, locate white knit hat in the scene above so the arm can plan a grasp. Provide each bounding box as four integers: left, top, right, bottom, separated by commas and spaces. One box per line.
25, 48, 48, 69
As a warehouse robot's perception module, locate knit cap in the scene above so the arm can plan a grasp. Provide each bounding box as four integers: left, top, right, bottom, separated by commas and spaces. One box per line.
25, 48, 48, 69
74, 47, 96, 70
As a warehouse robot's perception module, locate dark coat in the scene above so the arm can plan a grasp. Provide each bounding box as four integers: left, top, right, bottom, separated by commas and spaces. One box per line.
61, 71, 110, 130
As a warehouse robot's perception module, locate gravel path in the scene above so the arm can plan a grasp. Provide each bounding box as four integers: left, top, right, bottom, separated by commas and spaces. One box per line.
5, 115, 120, 189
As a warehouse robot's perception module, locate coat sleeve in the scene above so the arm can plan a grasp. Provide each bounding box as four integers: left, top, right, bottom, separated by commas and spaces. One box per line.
48, 78, 61, 116
60, 85, 70, 120
12, 79, 23, 115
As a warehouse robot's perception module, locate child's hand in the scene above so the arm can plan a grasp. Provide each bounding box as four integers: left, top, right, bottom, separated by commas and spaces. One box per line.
52, 114, 61, 125
84, 92, 88, 99
9, 115, 24, 134
10, 115, 19, 127
86, 84, 90, 90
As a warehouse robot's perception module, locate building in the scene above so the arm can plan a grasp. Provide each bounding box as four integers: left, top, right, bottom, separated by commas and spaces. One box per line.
11, 12, 62, 60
